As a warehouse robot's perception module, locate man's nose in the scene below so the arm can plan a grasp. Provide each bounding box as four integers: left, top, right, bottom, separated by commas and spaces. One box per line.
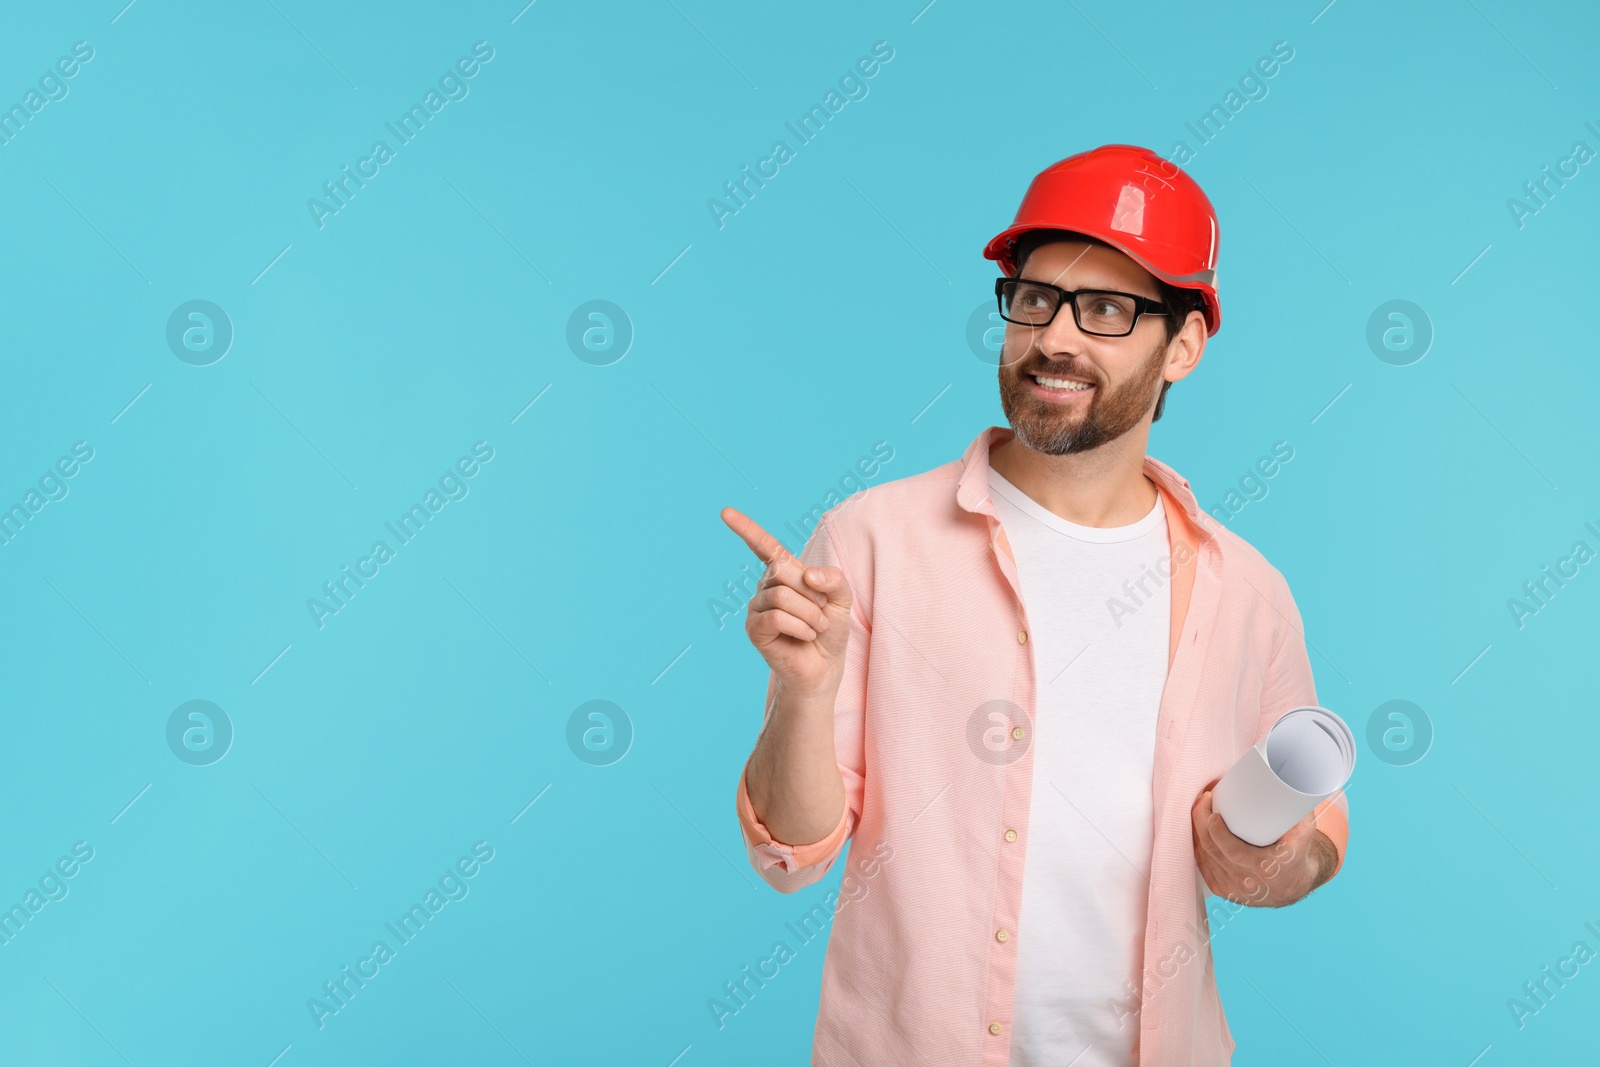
1038, 301, 1091, 354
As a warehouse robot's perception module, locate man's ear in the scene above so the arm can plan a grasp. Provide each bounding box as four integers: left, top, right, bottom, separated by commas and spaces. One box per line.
1164, 310, 1207, 385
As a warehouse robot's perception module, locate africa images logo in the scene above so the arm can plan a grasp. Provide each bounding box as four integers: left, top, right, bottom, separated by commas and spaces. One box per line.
307, 442, 494, 629
705, 41, 895, 229
306, 842, 495, 1030
307, 42, 496, 230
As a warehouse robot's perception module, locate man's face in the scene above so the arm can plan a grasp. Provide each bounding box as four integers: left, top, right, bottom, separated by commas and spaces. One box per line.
997, 239, 1172, 457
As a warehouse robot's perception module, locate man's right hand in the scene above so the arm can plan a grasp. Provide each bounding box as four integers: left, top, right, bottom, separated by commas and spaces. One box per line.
720, 507, 854, 697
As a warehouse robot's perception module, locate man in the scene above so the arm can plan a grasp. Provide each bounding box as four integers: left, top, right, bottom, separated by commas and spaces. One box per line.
722, 144, 1350, 1066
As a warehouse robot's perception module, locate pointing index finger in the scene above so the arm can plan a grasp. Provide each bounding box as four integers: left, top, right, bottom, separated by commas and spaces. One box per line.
720, 507, 797, 569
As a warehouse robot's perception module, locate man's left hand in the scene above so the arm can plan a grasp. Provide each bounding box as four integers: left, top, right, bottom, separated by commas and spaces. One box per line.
1190, 781, 1336, 907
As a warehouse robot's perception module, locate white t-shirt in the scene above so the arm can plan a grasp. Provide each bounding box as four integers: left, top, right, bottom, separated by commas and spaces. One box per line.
986, 466, 1171, 1067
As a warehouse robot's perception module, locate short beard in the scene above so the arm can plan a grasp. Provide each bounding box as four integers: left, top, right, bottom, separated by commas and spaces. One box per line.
998, 332, 1169, 456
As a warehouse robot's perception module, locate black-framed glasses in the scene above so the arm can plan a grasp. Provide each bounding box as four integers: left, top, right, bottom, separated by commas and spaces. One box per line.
994, 277, 1168, 337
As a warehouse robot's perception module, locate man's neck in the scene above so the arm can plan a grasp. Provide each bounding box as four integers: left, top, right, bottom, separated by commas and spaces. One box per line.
988, 430, 1158, 528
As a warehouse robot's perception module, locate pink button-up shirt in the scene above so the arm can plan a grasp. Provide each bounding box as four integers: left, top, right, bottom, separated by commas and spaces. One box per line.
735, 424, 1350, 1066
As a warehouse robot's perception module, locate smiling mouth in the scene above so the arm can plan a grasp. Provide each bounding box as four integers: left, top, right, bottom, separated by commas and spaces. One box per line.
1029, 371, 1095, 396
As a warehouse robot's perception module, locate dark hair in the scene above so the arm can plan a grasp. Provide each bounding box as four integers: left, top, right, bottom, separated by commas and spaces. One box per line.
1008, 229, 1204, 422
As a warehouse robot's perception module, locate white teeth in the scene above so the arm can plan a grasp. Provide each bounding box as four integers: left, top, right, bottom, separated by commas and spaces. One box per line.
1033, 374, 1092, 392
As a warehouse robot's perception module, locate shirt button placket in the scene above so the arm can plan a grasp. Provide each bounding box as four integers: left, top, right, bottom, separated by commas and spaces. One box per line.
989, 593, 1029, 1057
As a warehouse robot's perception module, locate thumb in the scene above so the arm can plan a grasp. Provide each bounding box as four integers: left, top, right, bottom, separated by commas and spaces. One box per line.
804, 566, 852, 608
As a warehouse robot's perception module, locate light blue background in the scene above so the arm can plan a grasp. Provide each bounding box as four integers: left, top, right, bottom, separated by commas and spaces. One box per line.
0, 0, 1595, 1063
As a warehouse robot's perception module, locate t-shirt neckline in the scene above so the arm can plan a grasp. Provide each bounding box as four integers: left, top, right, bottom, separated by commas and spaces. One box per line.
987, 466, 1166, 544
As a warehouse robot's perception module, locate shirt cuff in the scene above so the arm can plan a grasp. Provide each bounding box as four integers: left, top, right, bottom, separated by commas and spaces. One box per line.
736, 765, 850, 873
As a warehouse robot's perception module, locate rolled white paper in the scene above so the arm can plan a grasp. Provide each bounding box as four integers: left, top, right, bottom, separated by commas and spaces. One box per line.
1211, 705, 1356, 847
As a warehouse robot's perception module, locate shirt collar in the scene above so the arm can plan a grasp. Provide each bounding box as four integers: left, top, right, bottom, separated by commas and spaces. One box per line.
955, 424, 1220, 552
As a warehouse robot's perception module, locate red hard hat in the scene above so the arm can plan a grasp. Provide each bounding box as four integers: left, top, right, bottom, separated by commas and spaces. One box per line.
982, 144, 1222, 336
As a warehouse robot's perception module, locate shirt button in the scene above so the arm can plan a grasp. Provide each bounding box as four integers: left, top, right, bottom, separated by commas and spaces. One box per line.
988, 1022, 1003, 1036
1004, 829, 1018, 843
1017, 630, 1028, 644
1011, 726, 1025, 741
996, 928, 1009, 942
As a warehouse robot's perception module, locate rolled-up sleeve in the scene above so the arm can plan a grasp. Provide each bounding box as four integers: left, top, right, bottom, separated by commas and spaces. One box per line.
1258, 566, 1350, 881
734, 511, 870, 894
